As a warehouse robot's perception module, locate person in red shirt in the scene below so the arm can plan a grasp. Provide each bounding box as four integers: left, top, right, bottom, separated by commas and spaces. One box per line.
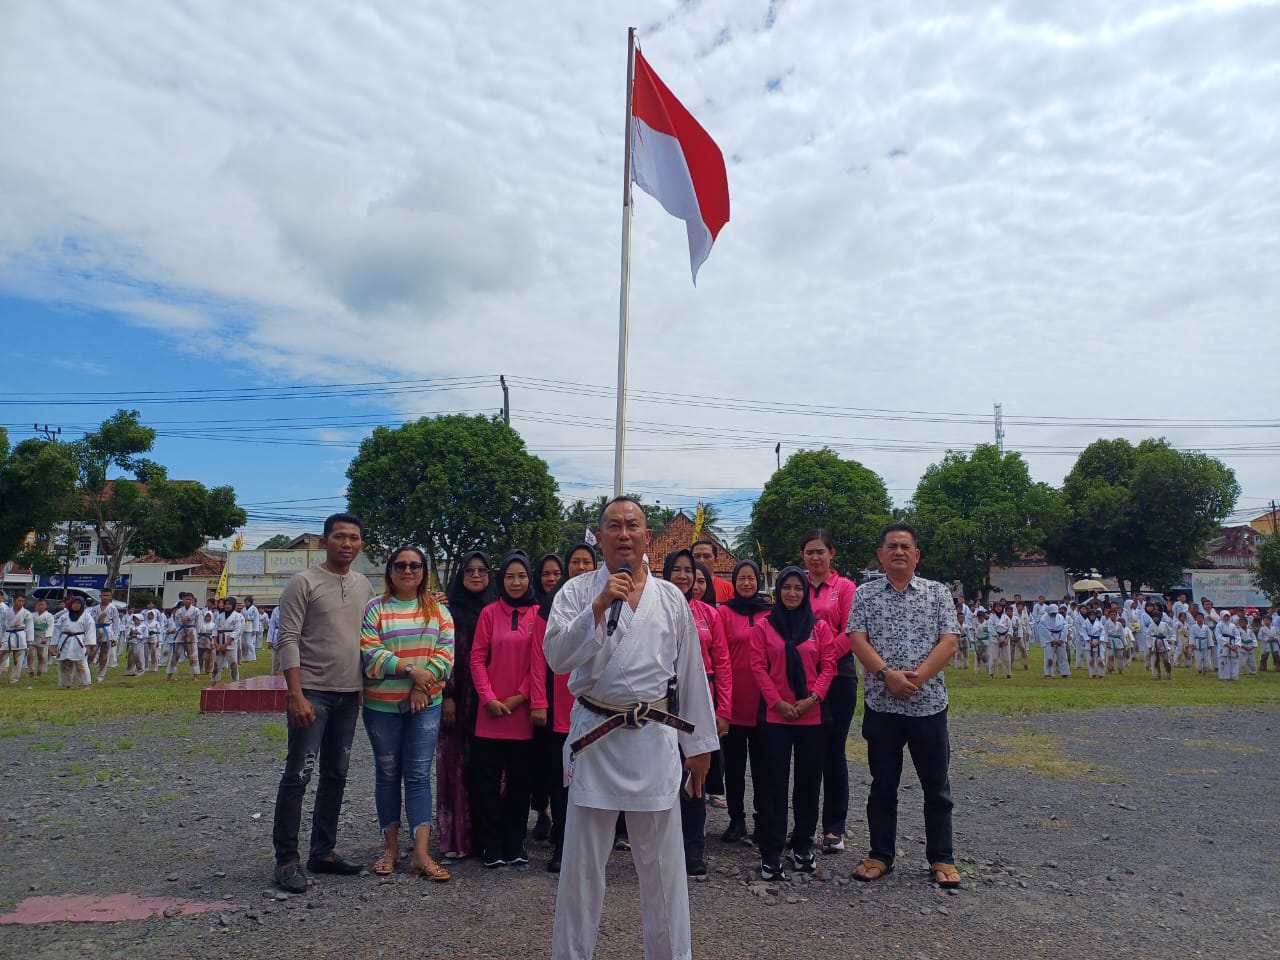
801, 528, 858, 854
750, 566, 841, 880
470, 551, 546, 868
692, 540, 736, 604
716, 559, 772, 845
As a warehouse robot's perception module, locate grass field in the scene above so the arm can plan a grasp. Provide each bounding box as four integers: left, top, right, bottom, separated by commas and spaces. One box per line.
1, 645, 1277, 731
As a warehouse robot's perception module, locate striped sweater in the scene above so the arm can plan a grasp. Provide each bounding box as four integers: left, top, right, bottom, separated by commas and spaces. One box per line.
361, 596, 455, 713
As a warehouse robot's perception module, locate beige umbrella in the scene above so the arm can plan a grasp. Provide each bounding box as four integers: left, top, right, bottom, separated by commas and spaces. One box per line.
1073, 578, 1107, 592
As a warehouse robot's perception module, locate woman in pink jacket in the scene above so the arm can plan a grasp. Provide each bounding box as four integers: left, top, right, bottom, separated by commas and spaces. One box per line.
717, 559, 772, 845
470, 551, 546, 868
750, 566, 841, 881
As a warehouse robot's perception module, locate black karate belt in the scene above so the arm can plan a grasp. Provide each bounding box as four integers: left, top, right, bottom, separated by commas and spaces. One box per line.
570, 694, 695, 758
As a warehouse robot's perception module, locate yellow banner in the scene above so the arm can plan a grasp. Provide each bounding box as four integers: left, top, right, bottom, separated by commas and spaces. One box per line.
215, 533, 244, 599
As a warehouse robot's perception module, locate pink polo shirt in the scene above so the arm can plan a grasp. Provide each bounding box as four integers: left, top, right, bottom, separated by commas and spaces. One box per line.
690, 599, 732, 720
749, 619, 838, 726
471, 599, 543, 741
718, 606, 766, 727
808, 571, 857, 677
530, 615, 574, 734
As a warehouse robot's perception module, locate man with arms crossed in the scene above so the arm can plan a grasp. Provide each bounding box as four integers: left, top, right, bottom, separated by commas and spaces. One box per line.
848, 522, 962, 890
271, 513, 377, 893
545, 497, 718, 960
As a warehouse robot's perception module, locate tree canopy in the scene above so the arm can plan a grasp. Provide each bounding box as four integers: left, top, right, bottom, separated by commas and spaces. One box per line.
346, 414, 560, 576
1254, 533, 1280, 603
907, 444, 1066, 596
0, 429, 80, 568
69, 411, 246, 585
1050, 438, 1239, 594
255, 534, 294, 550
750, 448, 892, 572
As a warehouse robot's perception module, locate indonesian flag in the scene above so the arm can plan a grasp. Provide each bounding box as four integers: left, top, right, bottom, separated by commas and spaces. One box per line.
631, 50, 730, 284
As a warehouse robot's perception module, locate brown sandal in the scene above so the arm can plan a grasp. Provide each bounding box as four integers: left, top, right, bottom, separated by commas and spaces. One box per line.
372, 850, 396, 876
852, 858, 893, 882
412, 856, 451, 882
929, 862, 961, 888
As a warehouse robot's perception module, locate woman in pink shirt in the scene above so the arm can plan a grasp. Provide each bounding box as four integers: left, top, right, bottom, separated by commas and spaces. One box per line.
802, 528, 858, 854
717, 559, 772, 845
528, 553, 565, 849
750, 566, 839, 881
470, 551, 546, 868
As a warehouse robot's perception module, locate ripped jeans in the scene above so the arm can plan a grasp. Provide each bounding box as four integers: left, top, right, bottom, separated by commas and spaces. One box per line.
363, 703, 442, 840
272, 689, 359, 866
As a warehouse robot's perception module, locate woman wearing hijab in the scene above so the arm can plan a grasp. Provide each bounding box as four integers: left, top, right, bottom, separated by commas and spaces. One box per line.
533, 543, 597, 873
750, 566, 840, 880
717, 559, 772, 845
437, 549, 495, 860
55, 594, 95, 689
800, 529, 859, 854
528, 553, 565, 844
693, 559, 728, 806
663, 550, 732, 879
470, 551, 546, 868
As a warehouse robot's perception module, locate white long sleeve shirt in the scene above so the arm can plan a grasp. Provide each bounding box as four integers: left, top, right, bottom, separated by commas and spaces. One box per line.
215, 610, 244, 648
545, 566, 718, 812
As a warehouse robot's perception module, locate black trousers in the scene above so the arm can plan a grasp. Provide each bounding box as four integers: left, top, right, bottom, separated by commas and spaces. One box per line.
820, 674, 857, 836
678, 748, 705, 863
547, 731, 569, 850
755, 722, 824, 863
862, 706, 953, 867
529, 724, 557, 813
721, 723, 763, 827
471, 736, 532, 861
272, 689, 359, 866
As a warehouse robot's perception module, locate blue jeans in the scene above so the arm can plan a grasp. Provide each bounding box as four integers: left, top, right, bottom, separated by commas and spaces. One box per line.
363, 703, 442, 839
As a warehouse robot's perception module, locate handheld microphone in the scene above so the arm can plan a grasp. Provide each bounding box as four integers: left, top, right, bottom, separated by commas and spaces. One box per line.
606, 562, 633, 637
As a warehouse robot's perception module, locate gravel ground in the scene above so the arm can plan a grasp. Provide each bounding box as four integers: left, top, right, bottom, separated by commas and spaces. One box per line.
1, 706, 1277, 960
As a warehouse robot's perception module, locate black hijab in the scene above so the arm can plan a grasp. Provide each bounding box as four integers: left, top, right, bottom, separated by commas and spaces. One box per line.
662, 549, 697, 601
768, 566, 815, 700
725, 560, 771, 617
498, 551, 537, 608
447, 549, 496, 645
693, 560, 717, 606
531, 554, 564, 606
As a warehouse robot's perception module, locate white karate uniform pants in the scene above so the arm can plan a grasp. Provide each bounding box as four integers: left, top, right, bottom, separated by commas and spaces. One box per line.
1218, 654, 1238, 680
989, 643, 1011, 677
213, 646, 239, 683
1044, 643, 1069, 677
552, 804, 691, 960
239, 633, 257, 661
1241, 650, 1257, 675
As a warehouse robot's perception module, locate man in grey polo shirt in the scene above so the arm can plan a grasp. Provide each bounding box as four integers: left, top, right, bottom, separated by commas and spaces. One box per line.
271, 513, 375, 893
846, 522, 962, 890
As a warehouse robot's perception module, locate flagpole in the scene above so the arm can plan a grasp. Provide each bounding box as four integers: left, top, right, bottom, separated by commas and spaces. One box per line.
613, 26, 637, 498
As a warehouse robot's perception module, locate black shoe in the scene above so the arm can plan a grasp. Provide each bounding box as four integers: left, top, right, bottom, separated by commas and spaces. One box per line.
760, 860, 788, 882
273, 861, 308, 894
687, 857, 708, 881
791, 849, 816, 874
531, 812, 552, 843
306, 854, 362, 876
507, 846, 529, 866
721, 818, 747, 844
483, 852, 506, 868
547, 849, 562, 873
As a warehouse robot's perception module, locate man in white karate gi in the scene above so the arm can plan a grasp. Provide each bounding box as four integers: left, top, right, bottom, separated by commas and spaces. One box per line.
545, 496, 718, 960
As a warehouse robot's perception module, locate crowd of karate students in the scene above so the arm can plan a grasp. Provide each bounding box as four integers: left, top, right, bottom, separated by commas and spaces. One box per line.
954, 593, 1280, 681
0, 587, 276, 688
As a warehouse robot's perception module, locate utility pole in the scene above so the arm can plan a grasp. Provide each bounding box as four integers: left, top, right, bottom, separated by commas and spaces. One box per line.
1271, 499, 1278, 536
775, 442, 781, 471
499, 376, 510, 426
994, 403, 1004, 454
34, 423, 61, 442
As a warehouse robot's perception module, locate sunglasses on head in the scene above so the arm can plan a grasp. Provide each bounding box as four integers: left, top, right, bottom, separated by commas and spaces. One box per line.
392, 561, 424, 572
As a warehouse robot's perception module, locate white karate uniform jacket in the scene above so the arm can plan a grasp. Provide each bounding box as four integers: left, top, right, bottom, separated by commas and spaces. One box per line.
545, 566, 718, 813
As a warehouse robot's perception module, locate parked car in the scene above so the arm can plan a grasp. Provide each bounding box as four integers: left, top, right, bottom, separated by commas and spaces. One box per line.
26, 586, 126, 612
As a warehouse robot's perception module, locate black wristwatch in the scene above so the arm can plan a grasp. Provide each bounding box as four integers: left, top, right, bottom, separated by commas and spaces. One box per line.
872, 667, 887, 683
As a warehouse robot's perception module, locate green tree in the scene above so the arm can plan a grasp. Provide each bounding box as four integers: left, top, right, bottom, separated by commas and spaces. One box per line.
346, 414, 560, 581
906, 444, 1066, 597
750, 448, 892, 572
0, 430, 80, 566
1050, 438, 1239, 596
70, 411, 247, 585
1254, 534, 1280, 603
255, 534, 294, 550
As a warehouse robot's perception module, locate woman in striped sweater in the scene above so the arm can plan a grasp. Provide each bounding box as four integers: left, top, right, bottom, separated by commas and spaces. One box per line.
361, 545, 456, 881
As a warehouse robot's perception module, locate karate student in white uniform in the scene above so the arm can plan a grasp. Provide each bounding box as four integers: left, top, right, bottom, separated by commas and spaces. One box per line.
544, 497, 717, 960
1036, 605, 1070, 678
1009, 598, 1030, 670
1259, 617, 1280, 672
169, 595, 201, 680
267, 605, 282, 675
1215, 613, 1240, 681
1146, 609, 1174, 680
1103, 608, 1129, 673
1083, 609, 1106, 678
240, 597, 260, 662
88, 590, 121, 683
55, 596, 95, 689
213, 597, 244, 683
1241, 618, 1260, 676
987, 602, 1013, 678
29, 599, 55, 678
3, 594, 34, 683
1189, 612, 1215, 675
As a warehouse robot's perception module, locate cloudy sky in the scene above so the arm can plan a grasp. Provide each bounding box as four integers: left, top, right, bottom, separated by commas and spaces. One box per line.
2, 0, 1278, 544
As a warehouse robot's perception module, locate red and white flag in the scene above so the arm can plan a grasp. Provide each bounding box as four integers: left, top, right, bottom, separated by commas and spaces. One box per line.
631, 50, 730, 284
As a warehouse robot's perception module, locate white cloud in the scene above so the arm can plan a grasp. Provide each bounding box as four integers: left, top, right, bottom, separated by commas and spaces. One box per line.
2, 0, 1278, 522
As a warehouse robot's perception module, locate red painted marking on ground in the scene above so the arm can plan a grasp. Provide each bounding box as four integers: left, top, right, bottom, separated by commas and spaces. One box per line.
0, 894, 232, 924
